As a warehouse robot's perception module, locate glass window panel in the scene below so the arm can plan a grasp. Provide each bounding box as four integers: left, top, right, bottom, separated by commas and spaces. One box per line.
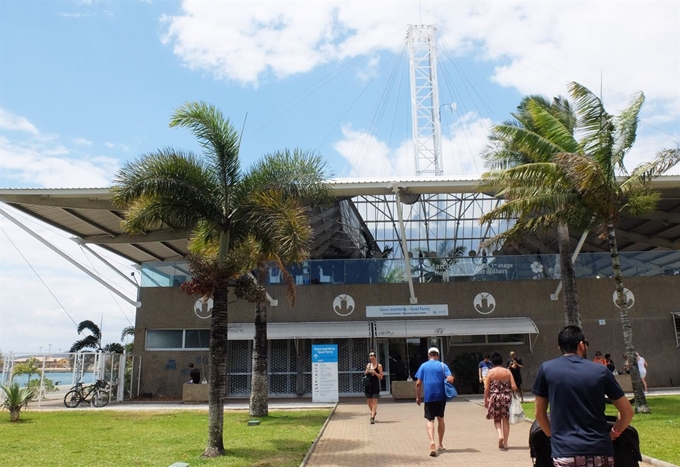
185, 329, 210, 349
146, 330, 183, 349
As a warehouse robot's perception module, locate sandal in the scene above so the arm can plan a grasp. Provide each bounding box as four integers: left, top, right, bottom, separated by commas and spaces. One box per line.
498, 439, 504, 449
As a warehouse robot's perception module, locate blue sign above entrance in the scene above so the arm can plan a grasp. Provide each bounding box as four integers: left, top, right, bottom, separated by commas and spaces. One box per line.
312, 345, 338, 363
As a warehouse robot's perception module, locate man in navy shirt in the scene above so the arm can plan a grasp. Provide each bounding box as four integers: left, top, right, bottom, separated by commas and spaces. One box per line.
532, 326, 634, 467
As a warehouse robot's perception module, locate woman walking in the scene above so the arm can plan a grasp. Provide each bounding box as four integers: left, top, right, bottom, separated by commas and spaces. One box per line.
484, 352, 517, 450
364, 350, 383, 424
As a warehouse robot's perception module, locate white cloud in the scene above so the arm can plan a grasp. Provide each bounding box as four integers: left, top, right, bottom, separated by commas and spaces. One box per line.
0, 111, 122, 188
73, 137, 93, 146
0, 108, 39, 135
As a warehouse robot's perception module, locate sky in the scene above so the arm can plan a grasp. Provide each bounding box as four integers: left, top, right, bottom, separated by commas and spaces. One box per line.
1, 0, 679, 355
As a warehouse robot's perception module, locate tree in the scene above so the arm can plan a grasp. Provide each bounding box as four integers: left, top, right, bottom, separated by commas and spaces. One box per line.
111, 102, 332, 457
12, 357, 41, 385
481, 95, 587, 327
1, 382, 36, 422
121, 325, 135, 354
236, 149, 332, 418
483, 81, 680, 412
69, 320, 102, 352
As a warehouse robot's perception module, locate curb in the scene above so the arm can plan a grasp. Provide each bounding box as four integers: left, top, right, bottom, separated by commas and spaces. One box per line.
299, 402, 338, 467
642, 455, 680, 467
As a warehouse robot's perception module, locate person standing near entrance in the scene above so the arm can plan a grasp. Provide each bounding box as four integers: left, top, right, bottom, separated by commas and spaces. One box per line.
364, 350, 383, 424
479, 354, 493, 389
415, 347, 455, 457
636, 353, 648, 392
532, 325, 634, 467
506, 351, 524, 402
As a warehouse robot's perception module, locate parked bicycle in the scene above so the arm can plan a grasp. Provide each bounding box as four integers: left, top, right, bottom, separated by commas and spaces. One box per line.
63, 379, 111, 408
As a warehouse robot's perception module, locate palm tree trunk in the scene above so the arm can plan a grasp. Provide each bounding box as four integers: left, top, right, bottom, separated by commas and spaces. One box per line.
557, 222, 581, 327
10, 408, 20, 422
607, 220, 650, 413
202, 284, 229, 457
250, 273, 269, 417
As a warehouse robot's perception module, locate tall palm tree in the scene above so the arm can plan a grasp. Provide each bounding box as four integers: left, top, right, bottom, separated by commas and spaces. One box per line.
481, 95, 587, 327
121, 325, 135, 354
111, 102, 332, 457
482, 81, 680, 413
552, 83, 680, 413
235, 149, 332, 418
69, 320, 102, 352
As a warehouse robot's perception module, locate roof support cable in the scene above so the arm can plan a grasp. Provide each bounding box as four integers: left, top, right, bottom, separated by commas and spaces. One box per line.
0, 205, 141, 308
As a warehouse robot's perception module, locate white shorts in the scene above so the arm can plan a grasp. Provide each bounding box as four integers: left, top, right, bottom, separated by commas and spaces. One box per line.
639, 370, 647, 378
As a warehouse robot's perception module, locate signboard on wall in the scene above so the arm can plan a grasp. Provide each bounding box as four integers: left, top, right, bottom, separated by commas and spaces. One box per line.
312, 344, 338, 403
366, 304, 449, 318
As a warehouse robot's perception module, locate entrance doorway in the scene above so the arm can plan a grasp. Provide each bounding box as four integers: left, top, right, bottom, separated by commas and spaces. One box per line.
378, 337, 443, 393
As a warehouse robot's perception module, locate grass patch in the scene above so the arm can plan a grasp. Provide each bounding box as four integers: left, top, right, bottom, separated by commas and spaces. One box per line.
521, 396, 680, 465
0, 409, 330, 467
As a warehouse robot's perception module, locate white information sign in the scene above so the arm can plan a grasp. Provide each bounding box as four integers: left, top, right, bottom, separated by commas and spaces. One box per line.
366, 304, 449, 318
312, 344, 339, 403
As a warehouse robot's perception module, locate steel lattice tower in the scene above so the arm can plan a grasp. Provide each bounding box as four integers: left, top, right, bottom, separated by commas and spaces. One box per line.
407, 24, 443, 176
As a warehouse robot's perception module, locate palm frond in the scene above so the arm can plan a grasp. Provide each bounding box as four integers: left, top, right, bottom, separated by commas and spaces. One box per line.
169, 101, 241, 188
613, 92, 645, 165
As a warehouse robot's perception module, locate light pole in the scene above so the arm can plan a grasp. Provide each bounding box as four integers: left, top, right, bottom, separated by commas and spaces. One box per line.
48, 344, 52, 356
39, 346, 43, 355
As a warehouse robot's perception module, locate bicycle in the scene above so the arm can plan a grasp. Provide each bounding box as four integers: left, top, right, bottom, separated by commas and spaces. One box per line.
63, 379, 111, 408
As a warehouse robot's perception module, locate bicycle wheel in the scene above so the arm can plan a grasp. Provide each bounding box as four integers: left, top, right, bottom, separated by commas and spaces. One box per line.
92, 389, 110, 408
63, 389, 82, 408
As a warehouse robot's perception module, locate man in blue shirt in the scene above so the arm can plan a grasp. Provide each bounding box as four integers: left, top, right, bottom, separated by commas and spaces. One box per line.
415, 347, 455, 457
532, 326, 634, 467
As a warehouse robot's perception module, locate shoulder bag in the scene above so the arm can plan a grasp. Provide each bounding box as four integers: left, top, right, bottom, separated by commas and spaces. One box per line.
362, 363, 372, 388
442, 362, 457, 401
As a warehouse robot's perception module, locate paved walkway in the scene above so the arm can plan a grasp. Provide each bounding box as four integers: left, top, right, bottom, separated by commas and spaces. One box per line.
303, 397, 656, 467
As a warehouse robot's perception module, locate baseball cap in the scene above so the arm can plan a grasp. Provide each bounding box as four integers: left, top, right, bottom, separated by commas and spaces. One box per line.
428, 347, 440, 355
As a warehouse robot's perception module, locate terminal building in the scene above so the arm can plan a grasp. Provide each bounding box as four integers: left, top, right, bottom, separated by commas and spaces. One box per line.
1, 176, 679, 398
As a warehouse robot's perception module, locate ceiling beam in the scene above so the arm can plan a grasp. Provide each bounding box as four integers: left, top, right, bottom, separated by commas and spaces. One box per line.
82, 230, 192, 244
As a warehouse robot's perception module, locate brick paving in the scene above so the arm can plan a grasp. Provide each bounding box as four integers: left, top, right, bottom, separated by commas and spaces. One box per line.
303, 397, 655, 467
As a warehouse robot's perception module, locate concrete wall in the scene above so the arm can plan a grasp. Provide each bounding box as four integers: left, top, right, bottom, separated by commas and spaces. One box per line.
134, 276, 680, 397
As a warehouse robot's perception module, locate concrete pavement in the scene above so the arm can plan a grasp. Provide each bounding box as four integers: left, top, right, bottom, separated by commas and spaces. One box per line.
302, 397, 656, 467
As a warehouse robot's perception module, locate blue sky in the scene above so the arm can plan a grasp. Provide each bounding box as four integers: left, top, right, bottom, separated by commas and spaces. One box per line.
1, 0, 679, 355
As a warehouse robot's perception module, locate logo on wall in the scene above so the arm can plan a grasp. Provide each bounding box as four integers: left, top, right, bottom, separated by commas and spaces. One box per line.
474, 292, 496, 315
613, 288, 635, 309
194, 297, 213, 319
333, 294, 355, 316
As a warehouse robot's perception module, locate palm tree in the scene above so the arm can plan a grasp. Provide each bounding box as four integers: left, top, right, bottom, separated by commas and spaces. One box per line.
1, 382, 36, 422
481, 95, 587, 327
11, 357, 41, 385
69, 320, 102, 352
121, 325, 135, 354
111, 102, 332, 457
235, 149, 332, 418
482, 81, 680, 412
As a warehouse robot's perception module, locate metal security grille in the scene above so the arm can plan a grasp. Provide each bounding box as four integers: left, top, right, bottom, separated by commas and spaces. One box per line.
227, 340, 251, 396
269, 339, 296, 394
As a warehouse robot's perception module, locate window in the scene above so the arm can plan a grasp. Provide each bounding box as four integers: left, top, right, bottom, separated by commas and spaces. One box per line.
146, 329, 209, 350
448, 334, 526, 346
673, 312, 680, 347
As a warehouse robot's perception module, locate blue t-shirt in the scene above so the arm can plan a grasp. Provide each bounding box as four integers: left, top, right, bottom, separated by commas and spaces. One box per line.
415, 360, 452, 403
532, 354, 625, 457
478, 360, 493, 378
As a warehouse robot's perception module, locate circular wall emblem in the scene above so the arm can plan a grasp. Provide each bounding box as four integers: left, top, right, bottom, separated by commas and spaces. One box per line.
333, 294, 355, 316
194, 297, 213, 319
613, 288, 635, 309
474, 292, 496, 315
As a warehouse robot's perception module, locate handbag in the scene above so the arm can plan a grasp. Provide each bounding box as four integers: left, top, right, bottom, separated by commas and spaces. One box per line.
362, 363, 372, 388
361, 374, 371, 388
509, 392, 526, 425
442, 363, 457, 401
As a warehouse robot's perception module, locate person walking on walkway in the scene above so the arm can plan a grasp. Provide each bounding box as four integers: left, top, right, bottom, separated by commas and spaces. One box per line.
415, 347, 454, 457
479, 354, 493, 389
485, 352, 517, 450
636, 353, 648, 392
532, 325, 634, 467
364, 350, 383, 424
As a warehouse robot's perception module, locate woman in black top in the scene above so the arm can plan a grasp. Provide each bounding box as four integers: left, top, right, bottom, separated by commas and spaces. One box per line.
364, 350, 383, 424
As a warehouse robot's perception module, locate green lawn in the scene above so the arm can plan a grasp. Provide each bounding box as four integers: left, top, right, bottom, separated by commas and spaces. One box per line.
0, 409, 331, 467
521, 396, 680, 465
